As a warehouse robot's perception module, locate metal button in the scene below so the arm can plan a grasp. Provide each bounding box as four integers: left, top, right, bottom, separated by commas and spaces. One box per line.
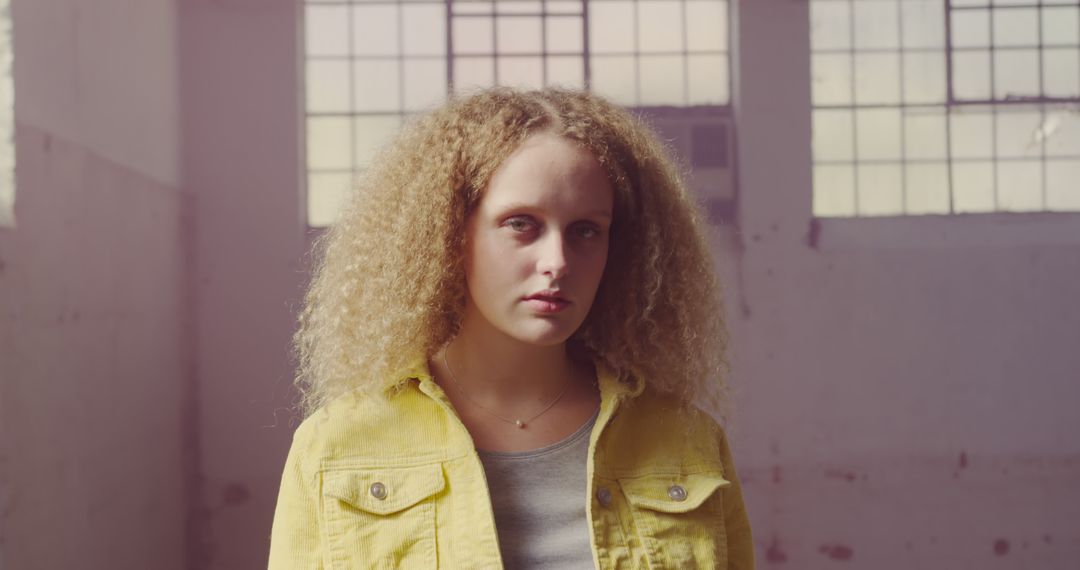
668, 484, 687, 502
596, 487, 613, 507
370, 482, 387, 500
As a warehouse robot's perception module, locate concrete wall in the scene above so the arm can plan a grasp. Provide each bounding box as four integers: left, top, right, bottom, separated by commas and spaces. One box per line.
0, 0, 188, 569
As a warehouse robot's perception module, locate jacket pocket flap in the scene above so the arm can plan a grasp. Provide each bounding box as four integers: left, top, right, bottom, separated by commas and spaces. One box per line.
621, 471, 730, 514
323, 464, 445, 516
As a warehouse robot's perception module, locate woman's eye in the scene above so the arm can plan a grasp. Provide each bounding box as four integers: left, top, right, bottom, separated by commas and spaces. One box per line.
574, 224, 602, 239
504, 217, 534, 232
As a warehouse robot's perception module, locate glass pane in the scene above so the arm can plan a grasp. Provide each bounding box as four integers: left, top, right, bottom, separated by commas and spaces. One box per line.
639, 55, 685, 105
353, 60, 401, 111
686, 1, 727, 52
853, 1, 900, 49
995, 111, 1043, 159
453, 15, 494, 55
687, 54, 728, 105
402, 59, 447, 111
497, 1, 541, 14
993, 49, 1039, 100
353, 115, 402, 165
453, 1, 493, 16
497, 56, 544, 89
993, 8, 1038, 48
855, 108, 903, 160
812, 54, 853, 105
353, 5, 399, 56
306, 60, 351, 113
952, 161, 995, 213
952, 50, 992, 100
638, 1, 684, 52
1042, 7, 1080, 46
854, 53, 901, 105
306, 116, 352, 170
857, 164, 904, 216
950, 112, 994, 159
546, 16, 584, 54
902, 52, 947, 104
453, 56, 495, 91
813, 109, 855, 162
901, 1, 945, 49
306, 5, 350, 57
811, 1, 851, 51
308, 172, 354, 228
546, 56, 585, 89
589, 1, 635, 54
997, 161, 1043, 211
904, 111, 948, 160
905, 163, 951, 214
1044, 112, 1080, 158
813, 164, 857, 217
1046, 159, 1080, 210
951, 9, 990, 48
402, 4, 446, 56
590, 55, 637, 105
1043, 49, 1080, 99
496, 16, 542, 54
548, 1, 582, 15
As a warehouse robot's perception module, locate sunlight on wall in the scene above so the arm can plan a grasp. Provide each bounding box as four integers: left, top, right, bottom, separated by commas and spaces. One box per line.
0, 0, 13, 228
811, 0, 1080, 217
303, 0, 730, 227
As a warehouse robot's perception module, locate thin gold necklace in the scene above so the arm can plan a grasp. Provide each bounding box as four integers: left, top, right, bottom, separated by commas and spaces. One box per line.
441, 347, 572, 429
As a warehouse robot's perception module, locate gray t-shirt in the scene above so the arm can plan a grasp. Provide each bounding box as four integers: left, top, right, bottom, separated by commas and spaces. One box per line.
478, 408, 600, 570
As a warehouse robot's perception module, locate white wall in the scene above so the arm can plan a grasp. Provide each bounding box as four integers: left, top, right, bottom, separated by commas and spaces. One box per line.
0, 0, 188, 568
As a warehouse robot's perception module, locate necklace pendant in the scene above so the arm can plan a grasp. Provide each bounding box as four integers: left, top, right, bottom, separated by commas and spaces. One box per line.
515, 419, 525, 429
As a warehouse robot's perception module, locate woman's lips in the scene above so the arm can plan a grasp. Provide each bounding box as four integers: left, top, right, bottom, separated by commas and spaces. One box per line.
523, 296, 570, 313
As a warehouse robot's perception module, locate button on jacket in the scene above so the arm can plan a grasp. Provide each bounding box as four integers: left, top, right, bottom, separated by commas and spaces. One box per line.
268, 359, 755, 569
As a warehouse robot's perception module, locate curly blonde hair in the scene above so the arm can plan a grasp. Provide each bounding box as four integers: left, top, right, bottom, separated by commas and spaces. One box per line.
294, 87, 730, 417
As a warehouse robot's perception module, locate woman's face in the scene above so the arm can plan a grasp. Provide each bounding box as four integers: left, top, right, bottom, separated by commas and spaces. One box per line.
462, 132, 614, 347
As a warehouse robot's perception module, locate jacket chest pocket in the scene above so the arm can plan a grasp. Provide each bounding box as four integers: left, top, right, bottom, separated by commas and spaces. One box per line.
320, 464, 445, 570
619, 471, 730, 570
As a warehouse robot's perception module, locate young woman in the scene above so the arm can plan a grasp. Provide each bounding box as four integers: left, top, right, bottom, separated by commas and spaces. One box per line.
269, 88, 754, 569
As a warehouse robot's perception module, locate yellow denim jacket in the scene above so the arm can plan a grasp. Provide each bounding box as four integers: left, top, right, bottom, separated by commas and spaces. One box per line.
269, 359, 755, 569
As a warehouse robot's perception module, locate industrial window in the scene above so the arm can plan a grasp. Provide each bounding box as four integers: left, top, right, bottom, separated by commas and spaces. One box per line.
0, 0, 13, 228
304, 0, 731, 227
811, 0, 1080, 217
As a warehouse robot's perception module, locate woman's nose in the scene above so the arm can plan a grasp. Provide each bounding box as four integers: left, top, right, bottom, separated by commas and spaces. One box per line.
537, 232, 569, 281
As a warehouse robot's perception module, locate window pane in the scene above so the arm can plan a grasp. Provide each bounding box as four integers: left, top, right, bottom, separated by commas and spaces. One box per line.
855, 109, 903, 160
950, 112, 994, 159
952, 161, 995, 213
638, 1, 683, 52
496, 16, 542, 55
1043, 49, 1080, 99
993, 49, 1039, 100
813, 164, 857, 217
546, 56, 585, 89
812, 54, 853, 105
1044, 112, 1080, 158
951, 10, 990, 48
1042, 7, 1080, 46
687, 54, 728, 105
853, 1, 900, 50
904, 111, 948, 160
496, 1, 541, 15
639, 55, 685, 105
306, 116, 352, 170
353, 60, 401, 111
589, 1, 635, 54
546, 16, 583, 54
813, 109, 855, 162
590, 55, 637, 105
953, 50, 992, 100
902, 52, 947, 104
306, 60, 351, 113
453, 56, 495, 91
402, 59, 447, 111
811, 1, 851, 51
353, 5, 399, 56
992, 8, 1038, 48
1046, 160, 1080, 210
497, 56, 544, 89
306, 5, 350, 56
857, 164, 904, 216
901, 1, 945, 49
997, 161, 1043, 212
353, 115, 401, 165
402, 4, 446, 56
995, 111, 1043, 159
854, 53, 901, 105
453, 16, 493, 55
686, 1, 727, 52
308, 172, 354, 228
905, 163, 951, 214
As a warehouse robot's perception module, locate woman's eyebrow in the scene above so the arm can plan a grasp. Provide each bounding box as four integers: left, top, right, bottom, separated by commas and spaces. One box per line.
494, 203, 612, 220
